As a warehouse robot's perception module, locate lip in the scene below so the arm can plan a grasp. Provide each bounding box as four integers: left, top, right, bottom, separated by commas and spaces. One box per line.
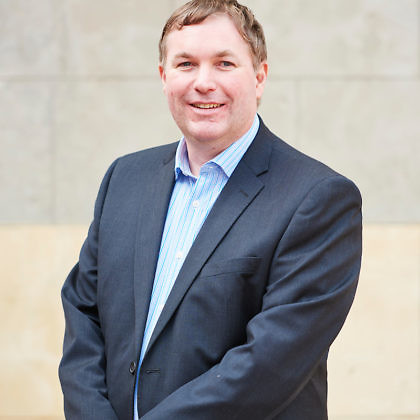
189, 103, 225, 112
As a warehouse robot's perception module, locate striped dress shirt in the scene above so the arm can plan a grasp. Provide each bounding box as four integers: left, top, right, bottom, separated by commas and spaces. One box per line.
134, 114, 259, 418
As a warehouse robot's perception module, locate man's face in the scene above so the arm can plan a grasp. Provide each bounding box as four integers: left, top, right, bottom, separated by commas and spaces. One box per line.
159, 13, 267, 152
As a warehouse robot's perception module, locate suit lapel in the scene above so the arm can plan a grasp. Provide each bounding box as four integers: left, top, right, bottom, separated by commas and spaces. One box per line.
145, 122, 272, 356
133, 145, 176, 356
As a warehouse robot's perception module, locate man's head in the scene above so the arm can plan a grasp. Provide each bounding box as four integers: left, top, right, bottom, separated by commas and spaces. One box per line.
159, 0, 267, 71
159, 0, 268, 153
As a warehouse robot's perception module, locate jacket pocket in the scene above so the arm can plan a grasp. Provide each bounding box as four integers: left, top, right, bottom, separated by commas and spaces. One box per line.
199, 256, 261, 278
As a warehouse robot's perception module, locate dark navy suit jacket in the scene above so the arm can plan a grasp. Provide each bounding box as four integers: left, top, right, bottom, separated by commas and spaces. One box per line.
59, 118, 362, 419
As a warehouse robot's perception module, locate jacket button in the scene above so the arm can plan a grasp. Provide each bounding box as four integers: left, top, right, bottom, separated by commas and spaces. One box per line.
129, 361, 137, 375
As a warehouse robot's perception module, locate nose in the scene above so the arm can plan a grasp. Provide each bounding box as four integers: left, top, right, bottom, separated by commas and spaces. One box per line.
193, 66, 216, 93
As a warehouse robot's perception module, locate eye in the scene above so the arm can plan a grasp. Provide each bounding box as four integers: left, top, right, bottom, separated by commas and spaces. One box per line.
219, 61, 234, 68
178, 61, 193, 68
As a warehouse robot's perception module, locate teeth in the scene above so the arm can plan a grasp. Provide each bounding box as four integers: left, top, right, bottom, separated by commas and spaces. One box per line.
193, 103, 222, 109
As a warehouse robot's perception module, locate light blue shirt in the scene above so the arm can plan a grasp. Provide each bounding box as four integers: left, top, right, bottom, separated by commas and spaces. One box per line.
134, 114, 260, 418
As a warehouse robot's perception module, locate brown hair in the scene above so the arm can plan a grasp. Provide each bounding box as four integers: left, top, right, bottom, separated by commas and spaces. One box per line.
159, 0, 267, 70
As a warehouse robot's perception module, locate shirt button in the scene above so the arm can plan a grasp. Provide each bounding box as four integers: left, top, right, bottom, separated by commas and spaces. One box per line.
176, 251, 183, 259
192, 200, 200, 208
129, 361, 137, 375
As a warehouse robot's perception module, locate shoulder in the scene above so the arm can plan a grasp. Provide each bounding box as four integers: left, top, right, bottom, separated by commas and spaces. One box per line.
113, 142, 178, 172
261, 118, 358, 185
253, 118, 361, 206
96, 142, 177, 195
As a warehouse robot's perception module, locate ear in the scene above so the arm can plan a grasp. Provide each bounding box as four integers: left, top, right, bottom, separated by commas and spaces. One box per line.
255, 61, 268, 100
159, 64, 167, 92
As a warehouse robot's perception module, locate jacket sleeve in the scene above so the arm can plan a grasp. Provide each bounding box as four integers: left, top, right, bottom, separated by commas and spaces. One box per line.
141, 175, 362, 420
59, 160, 119, 420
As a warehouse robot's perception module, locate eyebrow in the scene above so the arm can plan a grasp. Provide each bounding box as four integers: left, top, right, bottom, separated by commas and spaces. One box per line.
214, 50, 237, 59
172, 50, 237, 61
172, 52, 193, 61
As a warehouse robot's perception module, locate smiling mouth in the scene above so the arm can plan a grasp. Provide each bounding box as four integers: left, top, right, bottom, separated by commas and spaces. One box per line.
191, 103, 224, 109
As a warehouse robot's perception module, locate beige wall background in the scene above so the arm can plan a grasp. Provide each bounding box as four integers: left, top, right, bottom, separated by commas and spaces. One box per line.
0, 1, 419, 419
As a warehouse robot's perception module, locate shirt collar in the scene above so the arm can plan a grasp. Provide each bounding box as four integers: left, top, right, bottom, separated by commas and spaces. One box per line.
174, 114, 260, 180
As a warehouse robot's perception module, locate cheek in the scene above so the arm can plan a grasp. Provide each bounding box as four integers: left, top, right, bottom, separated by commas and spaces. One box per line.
167, 74, 189, 93
227, 76, 258, 101
167, 85, 186, 106
166, 91, 186, 118
165, 89, 180, 108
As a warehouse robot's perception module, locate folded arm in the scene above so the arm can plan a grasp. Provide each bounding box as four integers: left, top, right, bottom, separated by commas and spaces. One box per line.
59, 161, 119, 420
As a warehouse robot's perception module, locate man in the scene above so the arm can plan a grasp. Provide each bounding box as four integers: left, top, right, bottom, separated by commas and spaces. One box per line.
59, 1, 362, 419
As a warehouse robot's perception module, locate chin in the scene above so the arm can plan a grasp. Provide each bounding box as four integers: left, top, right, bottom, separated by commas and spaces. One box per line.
186, 122, 227, 142
190, 130, 225, 143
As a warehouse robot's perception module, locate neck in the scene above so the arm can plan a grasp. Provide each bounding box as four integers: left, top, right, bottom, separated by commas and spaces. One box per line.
184, 120, 256, 176
185, 139, 230, 177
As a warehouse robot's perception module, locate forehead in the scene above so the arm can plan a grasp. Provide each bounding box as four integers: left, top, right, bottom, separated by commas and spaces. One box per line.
165, 13, 250, 58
